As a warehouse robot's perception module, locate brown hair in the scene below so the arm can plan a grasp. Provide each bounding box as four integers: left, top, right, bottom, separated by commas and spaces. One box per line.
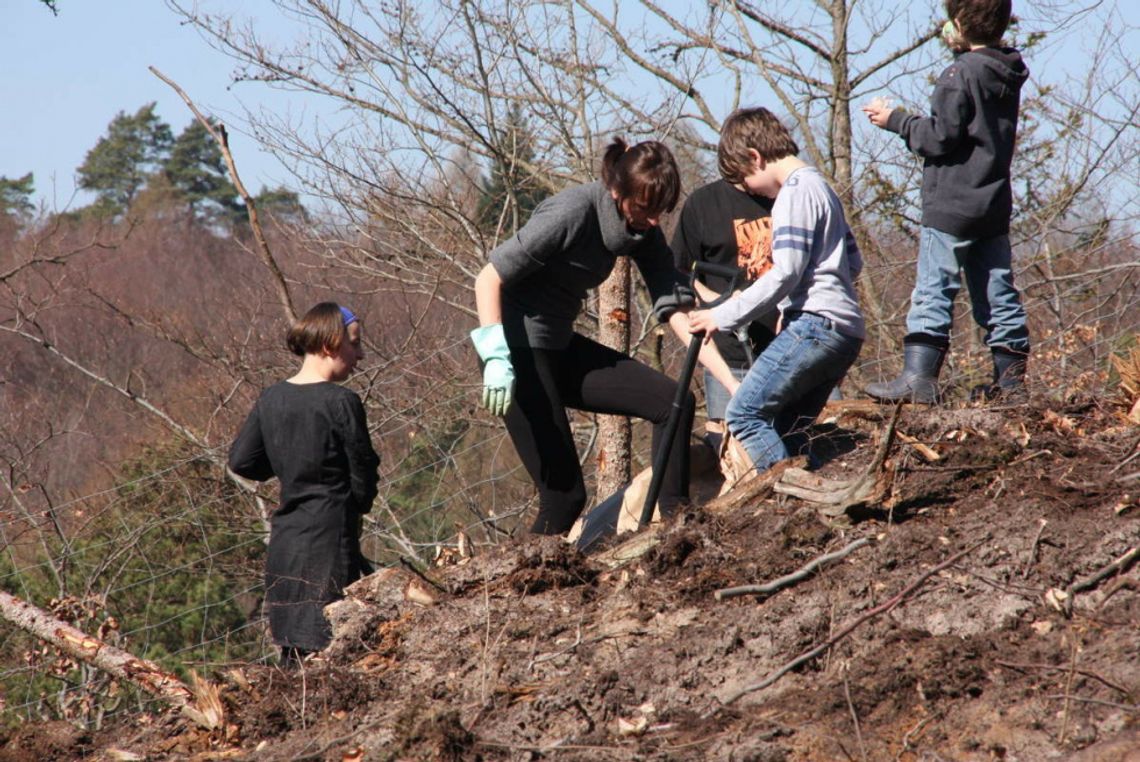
599, 137, 681, 215
945, 0, 1012, 45
717, 108, 800, 185
286, 302, 346, 357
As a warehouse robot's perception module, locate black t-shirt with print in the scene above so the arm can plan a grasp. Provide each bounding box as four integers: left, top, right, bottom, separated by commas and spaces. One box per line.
671, 179, 777, 369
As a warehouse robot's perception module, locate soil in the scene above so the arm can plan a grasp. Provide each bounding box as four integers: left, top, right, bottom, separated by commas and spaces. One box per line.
4, 400, 1139, 761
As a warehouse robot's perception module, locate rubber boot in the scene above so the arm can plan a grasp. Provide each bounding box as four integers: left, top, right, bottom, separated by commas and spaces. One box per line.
863, 335, 947, 404
971, 347, 1028, 403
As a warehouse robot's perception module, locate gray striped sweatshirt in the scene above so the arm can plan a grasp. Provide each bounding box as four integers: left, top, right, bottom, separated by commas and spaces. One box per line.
711, 167, 864, 340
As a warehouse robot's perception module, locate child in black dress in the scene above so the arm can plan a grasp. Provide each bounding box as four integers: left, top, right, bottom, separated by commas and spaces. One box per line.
229, 302, 380, 666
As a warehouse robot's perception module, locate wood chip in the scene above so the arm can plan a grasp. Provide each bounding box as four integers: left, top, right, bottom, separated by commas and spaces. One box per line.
618, 715, 649, 736
403, 578, 439, 606
897, 431, 941, 461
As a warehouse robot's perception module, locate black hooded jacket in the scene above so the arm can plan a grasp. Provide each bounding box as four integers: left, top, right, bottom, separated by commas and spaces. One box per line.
886, 47, 1029, 238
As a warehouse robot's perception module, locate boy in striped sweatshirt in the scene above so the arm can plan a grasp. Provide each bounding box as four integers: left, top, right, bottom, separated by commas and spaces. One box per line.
688, 107, 864, 476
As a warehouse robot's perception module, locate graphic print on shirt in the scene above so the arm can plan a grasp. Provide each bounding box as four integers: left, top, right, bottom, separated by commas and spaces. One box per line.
734, 216, 774, 280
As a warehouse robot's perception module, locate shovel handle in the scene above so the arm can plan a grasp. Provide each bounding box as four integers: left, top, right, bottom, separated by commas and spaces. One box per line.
693, 260, 741, 283
692, 261, 745, 308
637, 262, 746, 528
638, 329, 704, 527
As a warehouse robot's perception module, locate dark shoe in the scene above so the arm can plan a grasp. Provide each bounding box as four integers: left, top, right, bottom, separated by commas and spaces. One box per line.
970, 347, 1028, 404
280, 646, 311, 670
864, 335, 947, 404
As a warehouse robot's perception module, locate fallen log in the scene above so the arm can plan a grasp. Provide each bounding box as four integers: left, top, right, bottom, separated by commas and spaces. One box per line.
705, 457, 806, 515
593, 524, 665, 569
590, 407, 894, 567
589, 459, 806, 568
0, 590, 223, 729
820, 399, 890, 421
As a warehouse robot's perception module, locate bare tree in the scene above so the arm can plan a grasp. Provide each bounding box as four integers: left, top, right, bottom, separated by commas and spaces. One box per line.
166, 0, 1139, 526
0, 3, 1135, 729
170, 0, 696, 505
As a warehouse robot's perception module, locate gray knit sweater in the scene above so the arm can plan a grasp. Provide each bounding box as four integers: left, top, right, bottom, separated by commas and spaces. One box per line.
489, 181, 688, 349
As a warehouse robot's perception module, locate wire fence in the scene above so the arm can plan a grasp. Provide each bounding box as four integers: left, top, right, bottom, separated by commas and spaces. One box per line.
2, 228, 1139, 729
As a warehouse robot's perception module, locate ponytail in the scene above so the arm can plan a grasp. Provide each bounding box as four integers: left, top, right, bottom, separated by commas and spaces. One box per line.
600, 137, 630, 187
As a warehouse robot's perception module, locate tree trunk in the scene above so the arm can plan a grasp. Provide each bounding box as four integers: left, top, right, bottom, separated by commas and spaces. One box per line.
595, 258, 632, 499
0, 590, 224, 729
827, 0, 885, 346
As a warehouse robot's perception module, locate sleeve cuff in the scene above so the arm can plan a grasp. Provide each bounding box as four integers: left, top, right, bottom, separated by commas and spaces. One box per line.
884, 108, 907, 134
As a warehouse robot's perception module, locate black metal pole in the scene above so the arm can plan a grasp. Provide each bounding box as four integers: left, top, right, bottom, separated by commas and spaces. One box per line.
638, 330, 704, 527
636, 261, 740, 529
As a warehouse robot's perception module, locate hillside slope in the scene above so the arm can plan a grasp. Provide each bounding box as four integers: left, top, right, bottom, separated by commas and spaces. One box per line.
6, 400, 1139, 761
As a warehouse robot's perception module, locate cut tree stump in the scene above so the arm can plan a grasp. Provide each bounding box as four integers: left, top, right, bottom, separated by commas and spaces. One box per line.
773, 404, 901, 518
588, 405, 901, 566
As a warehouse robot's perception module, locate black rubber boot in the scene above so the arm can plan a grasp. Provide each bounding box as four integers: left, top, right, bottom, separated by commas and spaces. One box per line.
971, 347, 1028, 403
864, 335, 947, 404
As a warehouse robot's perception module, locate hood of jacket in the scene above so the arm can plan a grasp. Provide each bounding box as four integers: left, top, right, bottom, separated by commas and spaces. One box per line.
960, 47, 1029, 99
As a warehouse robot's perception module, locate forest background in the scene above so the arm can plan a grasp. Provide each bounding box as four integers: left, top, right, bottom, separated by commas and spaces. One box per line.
0, 0, 1137, 729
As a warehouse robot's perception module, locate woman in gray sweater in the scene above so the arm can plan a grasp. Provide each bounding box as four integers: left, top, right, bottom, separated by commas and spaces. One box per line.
471, 138, 694, 535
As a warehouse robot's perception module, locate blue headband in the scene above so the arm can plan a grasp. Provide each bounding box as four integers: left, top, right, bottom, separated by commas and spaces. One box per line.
339, 306, 358, 326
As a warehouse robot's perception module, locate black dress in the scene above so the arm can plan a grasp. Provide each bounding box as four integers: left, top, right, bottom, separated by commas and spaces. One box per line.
228, 381, 380, 651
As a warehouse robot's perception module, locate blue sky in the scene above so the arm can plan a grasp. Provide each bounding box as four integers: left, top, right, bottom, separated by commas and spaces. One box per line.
1, 1, 302, 211
2, 1, 1136, 212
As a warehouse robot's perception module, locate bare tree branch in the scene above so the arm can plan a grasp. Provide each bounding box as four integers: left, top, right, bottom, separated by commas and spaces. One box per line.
149, 66, 297, 323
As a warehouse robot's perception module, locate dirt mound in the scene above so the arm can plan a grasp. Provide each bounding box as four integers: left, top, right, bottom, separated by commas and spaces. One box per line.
11, 401, 1140, 760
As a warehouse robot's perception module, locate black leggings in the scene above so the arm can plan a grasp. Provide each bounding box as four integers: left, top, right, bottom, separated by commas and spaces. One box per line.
504, 333, 694, 534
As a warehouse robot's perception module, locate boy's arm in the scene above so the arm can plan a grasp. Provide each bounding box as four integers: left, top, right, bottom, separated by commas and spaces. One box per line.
884, 74, 972, 158
667, 310, 741, 394
709, 196, 816, 333
692, 279, 721, 304
710, 248, 803, 332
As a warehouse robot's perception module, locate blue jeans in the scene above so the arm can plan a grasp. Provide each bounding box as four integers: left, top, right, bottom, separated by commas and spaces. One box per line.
906, 227, 1029, 352
726, 313, 863, 472
703, 367, 749, 421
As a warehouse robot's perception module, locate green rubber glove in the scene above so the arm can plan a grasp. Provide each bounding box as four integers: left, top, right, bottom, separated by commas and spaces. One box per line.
470, 324, 515, 416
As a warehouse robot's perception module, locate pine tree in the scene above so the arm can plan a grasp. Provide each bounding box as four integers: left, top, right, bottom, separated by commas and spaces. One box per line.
163, 121, 243, 223
0, 173, 35, 218
253, 185, 307, 225
476, 106, 548, 236
77, 103, 174, 216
